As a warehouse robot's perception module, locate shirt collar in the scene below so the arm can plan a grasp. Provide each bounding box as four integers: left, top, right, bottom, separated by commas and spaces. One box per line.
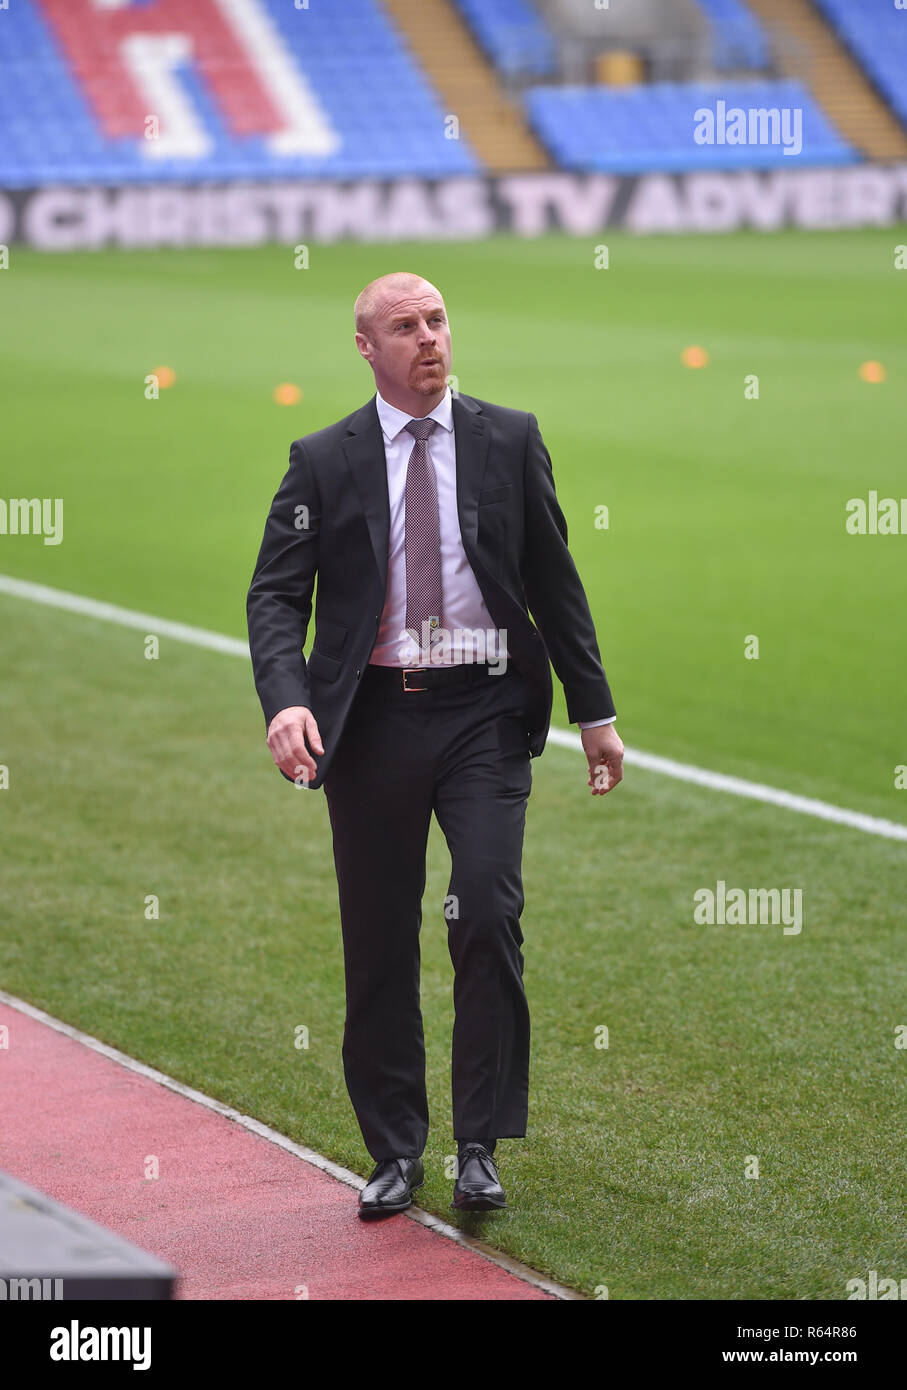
375, 384, 453, 443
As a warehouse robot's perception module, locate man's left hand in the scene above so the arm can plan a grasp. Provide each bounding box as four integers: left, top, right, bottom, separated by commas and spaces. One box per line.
581, 724, 624, 796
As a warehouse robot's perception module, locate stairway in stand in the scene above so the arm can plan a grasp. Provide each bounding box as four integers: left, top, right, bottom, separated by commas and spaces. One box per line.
381, 0, 550, 172
746, 0, 907, 159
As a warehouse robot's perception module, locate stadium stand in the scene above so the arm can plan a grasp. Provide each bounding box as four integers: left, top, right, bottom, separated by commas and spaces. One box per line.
692, 0, 770, 71
0, 0, 896, 189
451, 0, 557, 80
0, 0, 480, 186
811, 0, 907, 131
524, 79, 856, 174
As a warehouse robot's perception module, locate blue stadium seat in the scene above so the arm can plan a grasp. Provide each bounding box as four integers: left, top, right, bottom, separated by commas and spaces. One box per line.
0, 0, 481, 186
693, 0, 771, 71
524, 80, 856, 173
812, 0, 907, 130
451, 0, 557, 80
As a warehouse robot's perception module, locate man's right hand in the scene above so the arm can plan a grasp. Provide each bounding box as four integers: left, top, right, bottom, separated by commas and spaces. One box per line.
266, 706, 324, 787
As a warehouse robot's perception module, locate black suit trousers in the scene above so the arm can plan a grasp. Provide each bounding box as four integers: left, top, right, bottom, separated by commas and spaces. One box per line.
322, 661, 533, 1161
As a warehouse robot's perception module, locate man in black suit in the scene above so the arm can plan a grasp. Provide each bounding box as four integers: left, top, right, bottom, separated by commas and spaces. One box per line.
247, 272, 623, 1217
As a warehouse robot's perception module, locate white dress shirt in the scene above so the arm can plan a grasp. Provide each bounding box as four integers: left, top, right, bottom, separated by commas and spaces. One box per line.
369, 385, 615, 730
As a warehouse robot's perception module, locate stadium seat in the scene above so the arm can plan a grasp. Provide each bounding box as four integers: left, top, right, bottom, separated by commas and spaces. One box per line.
451, 0, 557, 80
524, 79, 856, 173
692, 0, 771, 71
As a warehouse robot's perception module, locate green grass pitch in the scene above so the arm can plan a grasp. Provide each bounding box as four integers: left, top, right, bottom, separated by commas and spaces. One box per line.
1, 230, 906, 1298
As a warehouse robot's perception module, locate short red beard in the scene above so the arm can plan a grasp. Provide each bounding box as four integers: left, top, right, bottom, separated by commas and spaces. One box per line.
409, 359, 445, 394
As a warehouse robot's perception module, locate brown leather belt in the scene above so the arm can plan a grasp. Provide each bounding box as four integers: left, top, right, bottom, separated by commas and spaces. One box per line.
364, 662, 507, 692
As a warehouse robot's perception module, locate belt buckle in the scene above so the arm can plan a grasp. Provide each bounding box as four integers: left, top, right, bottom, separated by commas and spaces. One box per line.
403, 668, 428, 692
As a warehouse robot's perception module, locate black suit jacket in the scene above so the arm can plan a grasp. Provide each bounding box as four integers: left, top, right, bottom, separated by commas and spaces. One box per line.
246, 391, 616, 790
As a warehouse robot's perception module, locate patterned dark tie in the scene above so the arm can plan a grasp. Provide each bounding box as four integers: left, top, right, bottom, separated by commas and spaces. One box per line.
403, 417, 442, 645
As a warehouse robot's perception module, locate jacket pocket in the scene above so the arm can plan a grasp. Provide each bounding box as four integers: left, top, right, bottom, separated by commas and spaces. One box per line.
478, 483, 512, 505
307, 649, 342, 683
313, 618, 348, 655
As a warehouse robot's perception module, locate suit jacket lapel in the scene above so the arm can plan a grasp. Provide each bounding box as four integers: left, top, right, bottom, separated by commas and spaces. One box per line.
342, 397, 390, 592
451, 392, 490, 558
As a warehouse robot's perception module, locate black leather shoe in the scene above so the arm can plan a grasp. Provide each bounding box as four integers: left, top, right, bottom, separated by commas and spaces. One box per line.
451, 1143, 506, 1211
358, 1157, 424, 1219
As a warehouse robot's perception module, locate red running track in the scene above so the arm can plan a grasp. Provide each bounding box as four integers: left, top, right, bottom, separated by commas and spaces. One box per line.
0, 1002, 555, 1301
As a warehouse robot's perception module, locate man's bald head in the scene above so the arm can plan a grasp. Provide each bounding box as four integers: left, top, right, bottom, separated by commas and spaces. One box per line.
353, 271, 451, 413
354, 272, 442, 338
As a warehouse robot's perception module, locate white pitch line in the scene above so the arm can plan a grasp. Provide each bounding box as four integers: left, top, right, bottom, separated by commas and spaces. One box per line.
546, 730, 907, 843
0, 574, 250, 657
0, 990, 579, 1301
2, 571, 906, 844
